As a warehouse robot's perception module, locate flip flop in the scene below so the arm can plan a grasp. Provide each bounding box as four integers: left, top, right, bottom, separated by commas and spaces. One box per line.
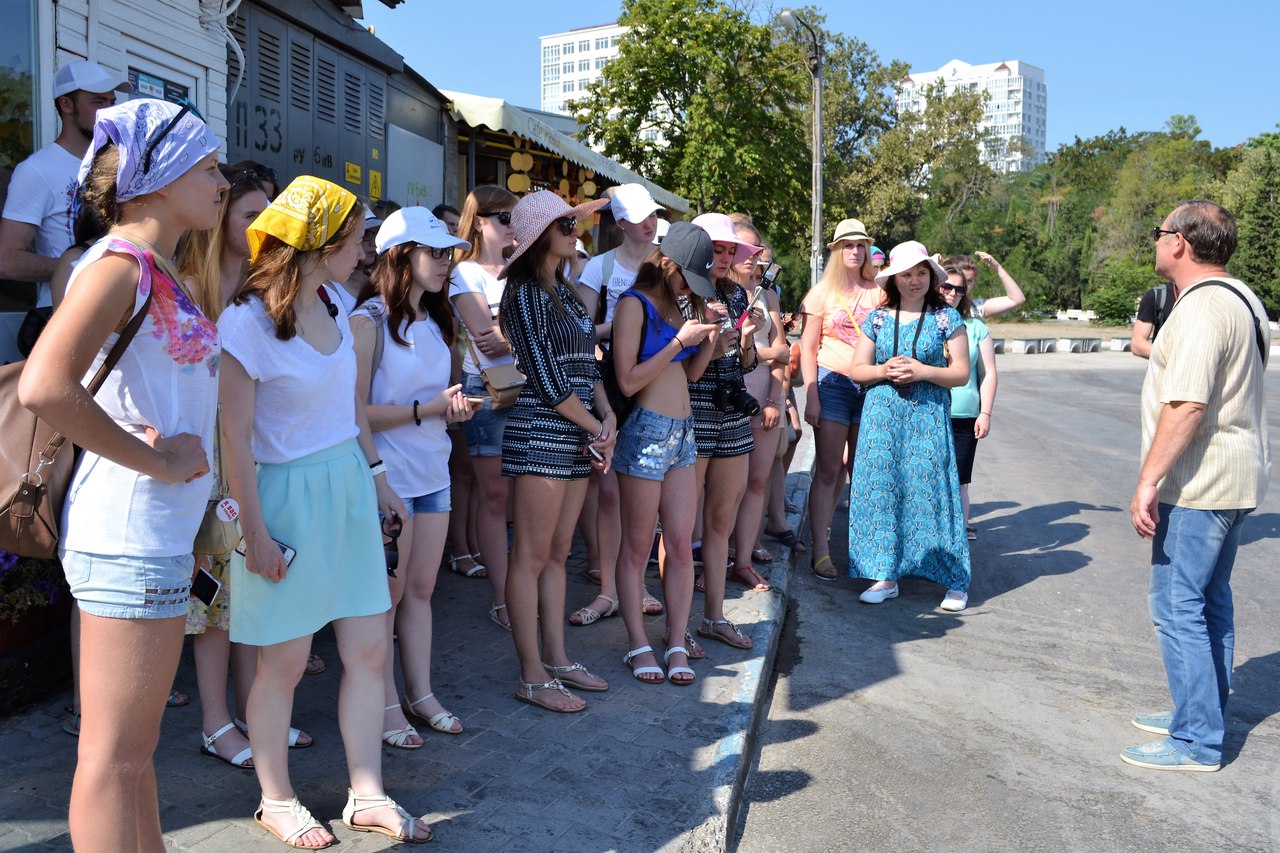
730, 565, 771, 591
515, 678, 586, 713
810, 554, 837, 581
304, 654, 326, 676
751, 547, 774, 564
166, 689, 190, 708
764, 527, 807, 553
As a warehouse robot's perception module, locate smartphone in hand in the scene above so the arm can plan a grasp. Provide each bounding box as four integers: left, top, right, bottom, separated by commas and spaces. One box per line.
191, 567, 222, 606
235, 537, 297, 567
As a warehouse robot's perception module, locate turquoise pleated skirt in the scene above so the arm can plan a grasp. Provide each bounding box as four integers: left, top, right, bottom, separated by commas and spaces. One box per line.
230, 439, 391, 646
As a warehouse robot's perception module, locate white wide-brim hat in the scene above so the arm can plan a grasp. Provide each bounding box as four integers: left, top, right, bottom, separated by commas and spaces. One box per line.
499, 190, 610, 279
875, 240, 948, 288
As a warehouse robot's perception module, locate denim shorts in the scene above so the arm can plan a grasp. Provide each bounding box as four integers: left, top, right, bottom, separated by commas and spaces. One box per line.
405, 486, 451, 517
461, 372, 510, 457
817, 366, 867, 426
60, 549, 195, 620
612, 407, 698, 481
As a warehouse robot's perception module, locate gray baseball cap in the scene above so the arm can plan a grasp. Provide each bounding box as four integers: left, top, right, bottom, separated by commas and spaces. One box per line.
660, 221, 716, 298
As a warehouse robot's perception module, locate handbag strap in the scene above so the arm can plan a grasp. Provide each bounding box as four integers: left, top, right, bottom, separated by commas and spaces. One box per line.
32, 287, 155, 476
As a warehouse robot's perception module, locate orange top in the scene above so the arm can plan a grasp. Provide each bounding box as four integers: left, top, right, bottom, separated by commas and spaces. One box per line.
801, 283, 881, 377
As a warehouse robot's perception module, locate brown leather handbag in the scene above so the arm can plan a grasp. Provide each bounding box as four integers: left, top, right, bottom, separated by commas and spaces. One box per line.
465, 336, 526, 411
0, 293, 153, 559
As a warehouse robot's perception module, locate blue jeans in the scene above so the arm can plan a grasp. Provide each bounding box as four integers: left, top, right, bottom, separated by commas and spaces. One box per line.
1148, 503, 1251, 765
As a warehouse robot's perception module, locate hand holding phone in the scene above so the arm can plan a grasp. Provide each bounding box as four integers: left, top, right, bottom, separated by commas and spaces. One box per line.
190, 567, 222, 607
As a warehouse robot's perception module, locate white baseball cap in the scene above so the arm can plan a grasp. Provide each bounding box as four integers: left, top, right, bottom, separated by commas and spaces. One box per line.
653, 218, 670, 245
53, 60, 132, 98
375, 207, 471, 254
610, 183, 660, 224
363, 205, 384, 231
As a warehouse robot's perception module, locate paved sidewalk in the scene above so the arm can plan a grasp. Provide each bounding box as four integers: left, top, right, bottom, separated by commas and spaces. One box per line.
0, 437, 812, 852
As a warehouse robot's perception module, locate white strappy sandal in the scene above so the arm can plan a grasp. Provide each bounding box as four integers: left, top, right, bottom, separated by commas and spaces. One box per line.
254, 795, 332, 849
340, 788, 431, 844
404, 693, 463, 734
624, 645, 665, 684
200, 721, 253, 768
381, 704, 423, 749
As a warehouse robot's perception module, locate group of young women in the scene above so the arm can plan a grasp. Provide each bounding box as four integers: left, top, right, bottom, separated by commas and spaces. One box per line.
20, 96, 1018, 850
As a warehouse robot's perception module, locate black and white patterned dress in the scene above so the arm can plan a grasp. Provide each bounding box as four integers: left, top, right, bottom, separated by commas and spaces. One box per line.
688, 280, 756, 458
501, 279, 600, 480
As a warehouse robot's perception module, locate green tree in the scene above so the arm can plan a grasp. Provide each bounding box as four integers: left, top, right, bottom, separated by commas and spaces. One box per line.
1228, 148, 1280, 317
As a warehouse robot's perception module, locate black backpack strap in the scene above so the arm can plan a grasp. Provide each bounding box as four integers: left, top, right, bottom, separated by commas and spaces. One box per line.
1176, 279, 1267, 363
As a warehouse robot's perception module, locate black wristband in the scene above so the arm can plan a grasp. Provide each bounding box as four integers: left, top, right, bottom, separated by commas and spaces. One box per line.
369, 458, 384, 469
413, 400, 421, 426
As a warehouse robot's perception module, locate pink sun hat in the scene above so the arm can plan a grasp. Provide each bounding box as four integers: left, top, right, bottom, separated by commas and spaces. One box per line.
499, 190, 610, 279
691, 212, 762, 265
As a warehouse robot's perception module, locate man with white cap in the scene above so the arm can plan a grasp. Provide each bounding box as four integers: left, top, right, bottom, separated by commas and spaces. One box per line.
0, 60, 131, 307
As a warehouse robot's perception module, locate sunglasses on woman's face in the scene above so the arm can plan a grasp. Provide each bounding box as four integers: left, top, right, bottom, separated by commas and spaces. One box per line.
554, 217, 577, 236
418, 246, 452, 259
939, 283, 967, 295
480, 210, 513, 226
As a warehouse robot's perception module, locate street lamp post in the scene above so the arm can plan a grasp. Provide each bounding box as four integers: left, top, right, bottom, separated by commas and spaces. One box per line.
780, 8, 823, 288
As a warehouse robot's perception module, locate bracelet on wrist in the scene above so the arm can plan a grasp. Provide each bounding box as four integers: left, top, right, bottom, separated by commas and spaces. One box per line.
766, 397, 781, 405
980, 411, 991, 416
413, 400, 421, 426
673, 334, 685, 349
593, 423, 606, 441
369, 458, 384, 469
369, 461, 388, 478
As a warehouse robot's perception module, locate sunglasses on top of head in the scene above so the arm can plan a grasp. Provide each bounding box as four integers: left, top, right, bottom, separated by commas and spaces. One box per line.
938, 282, 967, 295
479, 210, 513, 226
142, 98, 204, 173
228, 163, 279, 187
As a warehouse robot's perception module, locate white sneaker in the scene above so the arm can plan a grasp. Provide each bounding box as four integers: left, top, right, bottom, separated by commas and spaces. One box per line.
940, 590, 968, 612
859, 582, 899, 604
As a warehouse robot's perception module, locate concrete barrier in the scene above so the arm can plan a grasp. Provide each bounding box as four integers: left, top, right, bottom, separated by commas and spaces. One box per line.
991, 338, 1005, 354
1111, 337, 1132, 352
1057, 337, 1103, 353
1038, 338, 1059, 353
1010, 339, 1039, 354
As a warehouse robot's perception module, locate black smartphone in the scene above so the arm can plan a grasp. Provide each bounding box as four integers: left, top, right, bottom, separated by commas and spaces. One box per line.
190, 567, 221, 607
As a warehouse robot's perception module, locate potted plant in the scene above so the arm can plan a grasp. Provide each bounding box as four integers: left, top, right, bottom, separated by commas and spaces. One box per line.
0, 549, 70, 655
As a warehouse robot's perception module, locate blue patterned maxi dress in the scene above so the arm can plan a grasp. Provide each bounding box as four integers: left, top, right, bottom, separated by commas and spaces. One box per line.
847, 306, 971, 591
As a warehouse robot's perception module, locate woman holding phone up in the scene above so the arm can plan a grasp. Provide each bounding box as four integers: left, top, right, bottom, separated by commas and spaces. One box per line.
219, 176, 430, 846
350, 207, 476, 748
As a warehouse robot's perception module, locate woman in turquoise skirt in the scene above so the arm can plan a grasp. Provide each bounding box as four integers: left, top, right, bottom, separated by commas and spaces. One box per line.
219, 177, 431, 846
846, 242, 973, 612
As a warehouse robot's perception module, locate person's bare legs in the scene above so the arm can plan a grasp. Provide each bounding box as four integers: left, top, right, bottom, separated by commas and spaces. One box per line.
68, 608, 81, 724
398, 510, 456, 728
473, 455, 511, 626
701, 454, 750, 644
616, 473, 663, 678
537, 478, 594, 669
71, 612, 185, 853
578, 472, 601, 580
446, 431, 483, 575
733, 417, 783, 567
249, 635, 332, 848
230, 641, 256, 722
380, 522, 423, 747
334, 612, 431, 840
193, 626, 253, 764
507, 475, 588, 711
658, 464, 699, 676
808, 419, 854, 567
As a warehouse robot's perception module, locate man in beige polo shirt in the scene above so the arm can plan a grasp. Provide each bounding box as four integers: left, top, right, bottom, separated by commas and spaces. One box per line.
1125, 201, 1270, 772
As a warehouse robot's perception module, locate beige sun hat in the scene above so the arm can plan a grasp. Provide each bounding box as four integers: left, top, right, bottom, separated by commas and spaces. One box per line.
499, 190, 610, 279
826, 218, 872, 249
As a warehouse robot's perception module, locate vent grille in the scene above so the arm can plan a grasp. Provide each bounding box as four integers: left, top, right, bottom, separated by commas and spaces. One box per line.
368, 80, 385, 141
257, 28, 281, 101
343, 71, 364, 134
289, 40, 312, 112
316, 57, 337, 124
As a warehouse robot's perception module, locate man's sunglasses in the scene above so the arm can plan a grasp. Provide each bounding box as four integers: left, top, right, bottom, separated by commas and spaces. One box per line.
142, 99, 204, 173
479, 210, 513, 225
1152, 227, 1179, 242
554, 217, 577, 236
938, 283, 968, 295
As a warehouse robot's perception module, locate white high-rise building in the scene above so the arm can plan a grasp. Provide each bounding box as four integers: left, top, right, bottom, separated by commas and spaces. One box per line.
538, 22, 627, 118
896, 59, 1048, 173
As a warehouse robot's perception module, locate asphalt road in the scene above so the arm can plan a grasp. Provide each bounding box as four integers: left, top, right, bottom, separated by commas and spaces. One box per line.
736, 350, 1280, 852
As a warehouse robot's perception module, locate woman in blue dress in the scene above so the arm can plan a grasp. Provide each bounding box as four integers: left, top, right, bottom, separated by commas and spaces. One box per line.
846, 242, 973, 612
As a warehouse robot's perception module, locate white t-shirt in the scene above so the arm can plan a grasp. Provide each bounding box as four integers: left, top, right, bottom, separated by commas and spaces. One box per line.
449, 260, 515, 375
332, 282, 359, 316
218, 286, 360, 464
62, 238, 221, 557
2, 142, 81, 308
352, 299, 452, 500
578, 250, 640, 323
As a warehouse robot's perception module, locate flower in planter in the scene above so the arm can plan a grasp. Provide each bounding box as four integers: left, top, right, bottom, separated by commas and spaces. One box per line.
0, 550, 68, 624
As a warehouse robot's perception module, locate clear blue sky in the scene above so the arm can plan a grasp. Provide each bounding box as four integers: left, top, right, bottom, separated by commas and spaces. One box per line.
360, 1, 1278, 151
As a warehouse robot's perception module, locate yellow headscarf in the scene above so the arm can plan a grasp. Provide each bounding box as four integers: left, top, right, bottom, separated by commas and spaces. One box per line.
246, 176, 358, 263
